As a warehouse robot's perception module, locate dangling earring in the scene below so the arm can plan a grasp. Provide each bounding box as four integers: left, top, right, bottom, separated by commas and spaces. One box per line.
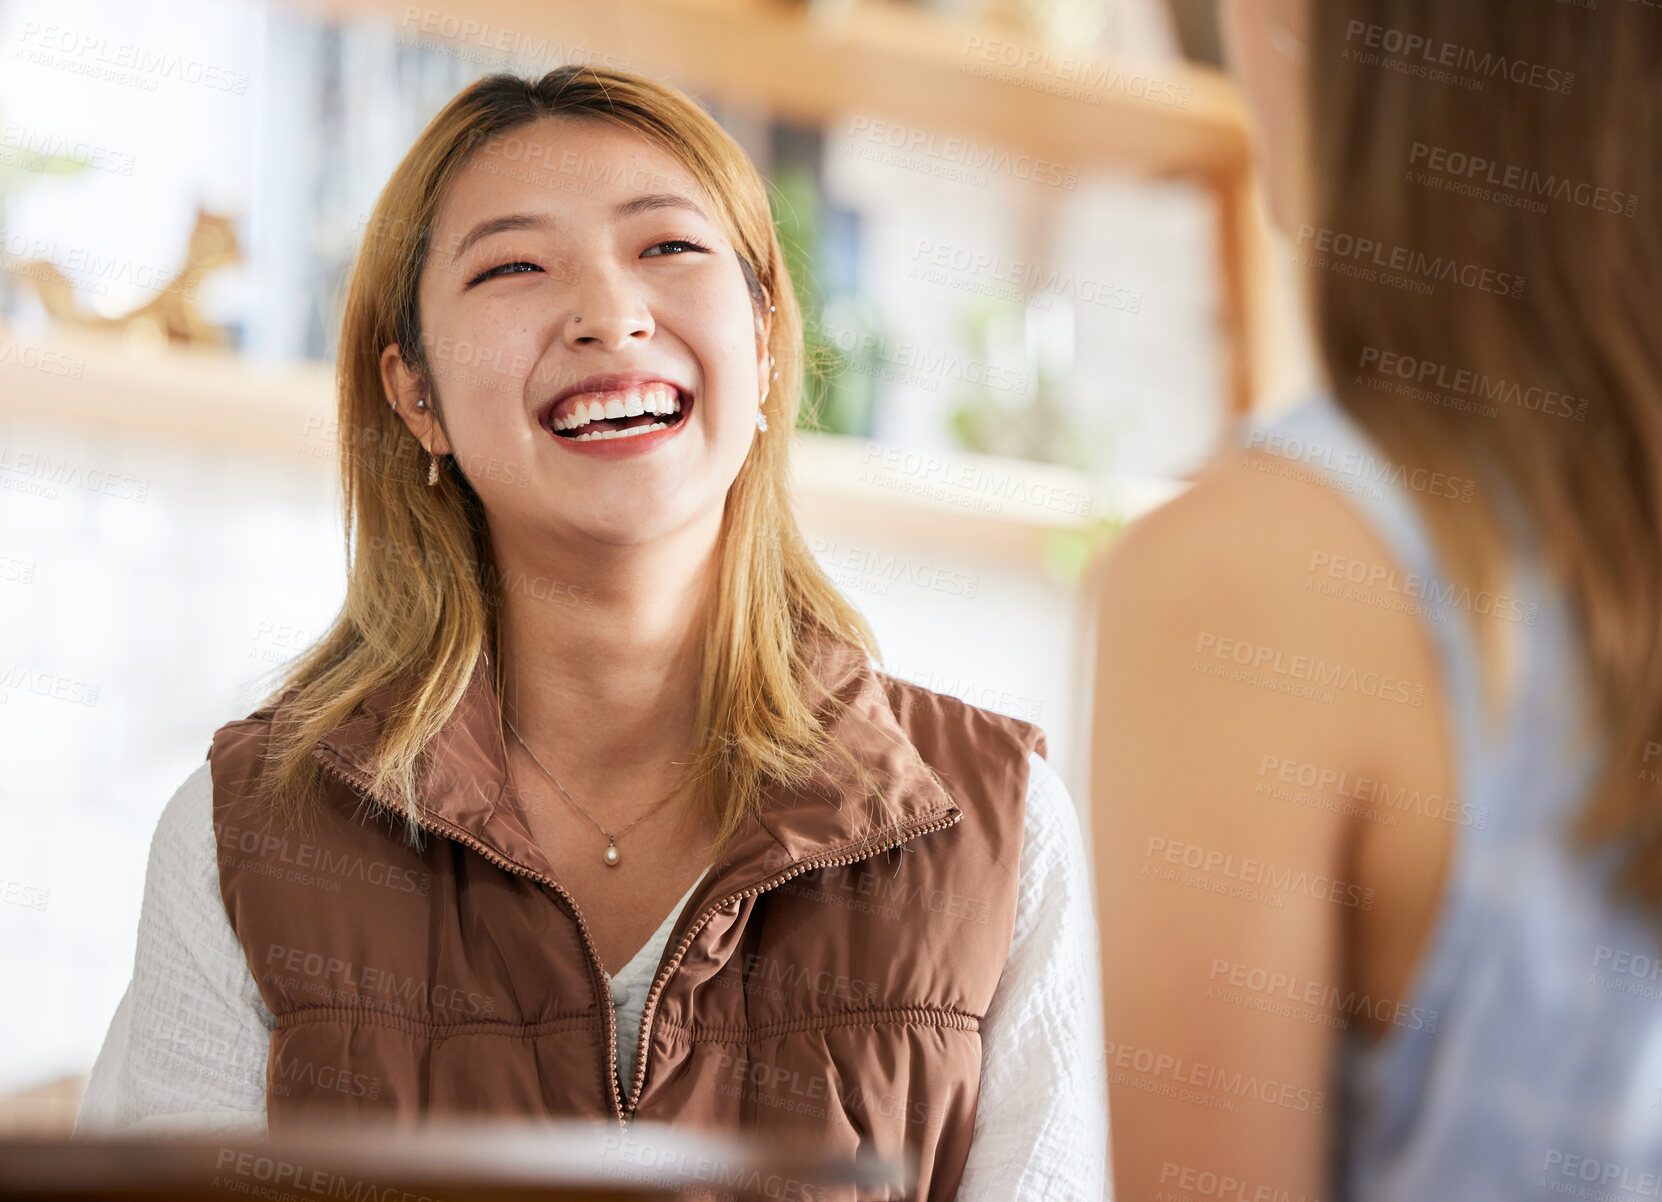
757, 354, 775, 432
427, 454, 439, 486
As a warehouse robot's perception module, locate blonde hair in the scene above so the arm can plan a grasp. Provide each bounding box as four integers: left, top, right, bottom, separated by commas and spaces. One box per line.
1307, 3, 1662, 907
261, 66, 882, 856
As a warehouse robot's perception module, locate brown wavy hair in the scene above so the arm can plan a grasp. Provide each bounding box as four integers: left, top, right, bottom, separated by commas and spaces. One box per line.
258, 66, 881, 854
1307, 2, 1662, 906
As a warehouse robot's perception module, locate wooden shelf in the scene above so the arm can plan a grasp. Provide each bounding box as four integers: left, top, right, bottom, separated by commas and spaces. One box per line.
0, 325, 335, 462
791, 421, 1183, 563
289, 0, 1265, 414
321, 0, 1250, 179
0, 324, 1182, 562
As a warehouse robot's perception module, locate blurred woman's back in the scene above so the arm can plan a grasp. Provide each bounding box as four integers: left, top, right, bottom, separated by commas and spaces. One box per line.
1091, 2, 1662, 1197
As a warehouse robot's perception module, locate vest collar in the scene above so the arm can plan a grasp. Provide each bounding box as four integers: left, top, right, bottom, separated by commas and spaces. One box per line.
310, 630, 960, 906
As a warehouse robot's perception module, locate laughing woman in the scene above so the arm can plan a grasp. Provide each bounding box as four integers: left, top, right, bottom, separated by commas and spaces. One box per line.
73, 67, 1107, 1200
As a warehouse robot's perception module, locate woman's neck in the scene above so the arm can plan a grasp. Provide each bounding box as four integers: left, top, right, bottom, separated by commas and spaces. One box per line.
490, 515, 718, 805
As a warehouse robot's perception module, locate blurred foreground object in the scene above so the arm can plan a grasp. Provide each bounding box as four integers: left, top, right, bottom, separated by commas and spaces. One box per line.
0, 1117, 905, 1201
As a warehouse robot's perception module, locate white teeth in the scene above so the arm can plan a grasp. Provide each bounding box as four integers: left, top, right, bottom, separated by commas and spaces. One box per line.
572, 421, 670, 442
552, 382, 683, 431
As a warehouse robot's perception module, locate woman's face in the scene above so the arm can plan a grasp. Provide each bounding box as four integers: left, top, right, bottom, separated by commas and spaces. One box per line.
383, 117, 769, 551
1221, 0, 1311, 234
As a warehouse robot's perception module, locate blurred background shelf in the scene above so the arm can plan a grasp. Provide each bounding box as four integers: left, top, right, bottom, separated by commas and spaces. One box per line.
313, 0, 1250, 176
0, 321, 1182, 550
0, 326, 335, 459
300, 0, 1273, 417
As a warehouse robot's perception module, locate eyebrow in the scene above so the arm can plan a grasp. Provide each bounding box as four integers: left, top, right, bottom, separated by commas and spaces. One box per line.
450, 193, 710, 259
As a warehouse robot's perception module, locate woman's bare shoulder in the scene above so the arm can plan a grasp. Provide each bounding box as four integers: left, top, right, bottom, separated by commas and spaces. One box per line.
1090, 441, 1450, 797
1097, 445, 1395, 613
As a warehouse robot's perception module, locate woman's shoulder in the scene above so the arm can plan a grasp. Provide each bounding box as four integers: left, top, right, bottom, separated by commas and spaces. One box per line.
153, 759, 218, 867
140, 759, 232, 937
1091, 407, 1440, 702
203, 701, 288, 792
872, 666, 1049, 763
210, 701, 283, 745
869, 668, 1061, 859
1010, 748, 1088, 907
1107, 428, 1384, 598
1087, 397, 1456, 908
1018, 749, 1076, 841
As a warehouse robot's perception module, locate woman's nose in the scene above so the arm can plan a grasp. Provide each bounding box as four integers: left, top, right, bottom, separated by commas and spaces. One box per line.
564, 264, 653, 349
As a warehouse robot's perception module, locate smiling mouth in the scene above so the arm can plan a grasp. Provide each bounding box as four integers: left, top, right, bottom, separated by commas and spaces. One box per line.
546, 382, 690, 442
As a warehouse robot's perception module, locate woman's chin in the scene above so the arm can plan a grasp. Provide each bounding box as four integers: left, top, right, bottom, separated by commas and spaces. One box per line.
555, 496, 707, 549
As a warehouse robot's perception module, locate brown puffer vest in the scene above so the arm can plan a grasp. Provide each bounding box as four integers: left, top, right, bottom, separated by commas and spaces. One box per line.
208, 632, 1045, 1200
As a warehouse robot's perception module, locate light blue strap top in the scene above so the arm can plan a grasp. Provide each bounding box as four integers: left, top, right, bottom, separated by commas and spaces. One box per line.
1242, 393, 1659, 1201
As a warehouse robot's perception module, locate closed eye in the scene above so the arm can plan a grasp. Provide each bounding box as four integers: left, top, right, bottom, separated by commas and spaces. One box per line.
642, 239, 711, 257
467, 261, 542, 287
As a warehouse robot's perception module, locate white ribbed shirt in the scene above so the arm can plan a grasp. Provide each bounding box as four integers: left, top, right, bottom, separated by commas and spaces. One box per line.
74, 750, 1109, 1200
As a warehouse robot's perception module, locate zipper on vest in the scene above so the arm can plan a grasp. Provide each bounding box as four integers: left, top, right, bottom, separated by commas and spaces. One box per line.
622, 806, 963, 1118
310, 749, 629, 1123
311, 748, 963, 1126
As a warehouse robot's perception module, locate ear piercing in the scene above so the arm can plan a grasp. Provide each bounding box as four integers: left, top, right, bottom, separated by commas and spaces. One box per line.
387, 386, 438, 479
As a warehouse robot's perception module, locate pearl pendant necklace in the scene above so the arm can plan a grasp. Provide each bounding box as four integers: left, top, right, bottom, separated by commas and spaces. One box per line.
503, 716, 679, 868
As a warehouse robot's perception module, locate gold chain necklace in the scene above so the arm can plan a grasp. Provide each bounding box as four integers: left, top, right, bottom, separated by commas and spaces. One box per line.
502, 715, 681, 867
